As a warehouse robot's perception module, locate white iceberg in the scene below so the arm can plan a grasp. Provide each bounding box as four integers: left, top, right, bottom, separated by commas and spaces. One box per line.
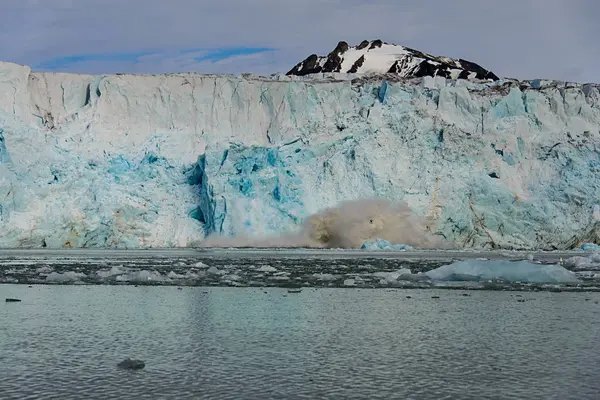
425, 260, 579, 284
46, 271, 87, 283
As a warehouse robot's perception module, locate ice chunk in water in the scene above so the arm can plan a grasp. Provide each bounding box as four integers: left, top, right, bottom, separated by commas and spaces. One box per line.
580, 243, 600, 251
116, 270, 168, 282
361, 239, 413, 251
194, 262, 210, 268
257, 265, 277, 272
373, 269, 413, 282
425, 260, 579, 283
564, 253, 600, 271
46, 271, 86, 282
96, 265, 127, 278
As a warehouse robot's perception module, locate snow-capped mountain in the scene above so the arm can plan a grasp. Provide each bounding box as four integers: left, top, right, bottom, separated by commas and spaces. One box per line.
287, 40, 499, 81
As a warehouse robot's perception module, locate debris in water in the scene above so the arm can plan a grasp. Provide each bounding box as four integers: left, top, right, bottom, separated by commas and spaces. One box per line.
117, 358, 145, 370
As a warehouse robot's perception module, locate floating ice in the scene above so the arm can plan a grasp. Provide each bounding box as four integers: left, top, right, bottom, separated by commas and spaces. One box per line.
257, 265, 277, 272
194, 262, 210, 269
312, 273, 337, 281
580, 243, 600, 251
96, 265, 127, 278
206, 266, 224, 275
116, 270, 169, 283
46, 271, 87, 283
564, 253, 600, 271
361, 239, 413, 251
425, 260, 579, 284
373, 268, 413, 282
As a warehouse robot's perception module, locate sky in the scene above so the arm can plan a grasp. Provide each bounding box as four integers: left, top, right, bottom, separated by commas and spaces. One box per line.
1, 0, 598, 82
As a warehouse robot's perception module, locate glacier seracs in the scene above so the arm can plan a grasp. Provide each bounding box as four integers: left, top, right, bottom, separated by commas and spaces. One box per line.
1, 61, 600, 249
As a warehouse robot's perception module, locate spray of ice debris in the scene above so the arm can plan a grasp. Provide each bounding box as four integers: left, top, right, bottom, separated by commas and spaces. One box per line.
199, 199, 449, 249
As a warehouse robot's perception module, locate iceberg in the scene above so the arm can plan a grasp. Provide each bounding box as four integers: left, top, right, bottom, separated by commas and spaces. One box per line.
1, 60, 600, 249
45, 271, 87, 283
580, 243, 600, 251
564, 252, 600, 271
425, 260, 579, 284
361, 239, 413, 251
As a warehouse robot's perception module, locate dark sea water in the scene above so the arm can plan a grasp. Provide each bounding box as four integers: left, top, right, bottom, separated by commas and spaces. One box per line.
1, 284, 600, 399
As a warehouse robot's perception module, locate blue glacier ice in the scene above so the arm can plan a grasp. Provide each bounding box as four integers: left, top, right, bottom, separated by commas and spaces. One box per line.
1, 61, 600, 248
361, 239, 413, 251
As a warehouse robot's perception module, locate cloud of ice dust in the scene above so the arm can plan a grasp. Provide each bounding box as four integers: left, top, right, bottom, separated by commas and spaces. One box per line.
199, 199, 449, 249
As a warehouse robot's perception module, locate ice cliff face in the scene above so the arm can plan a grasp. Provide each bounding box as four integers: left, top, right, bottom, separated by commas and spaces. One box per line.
288, 40, 499, 81
1, 60, 600, 249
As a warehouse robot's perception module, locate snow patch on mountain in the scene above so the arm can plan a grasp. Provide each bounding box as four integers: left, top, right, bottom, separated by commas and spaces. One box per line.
287, 40, 499, 81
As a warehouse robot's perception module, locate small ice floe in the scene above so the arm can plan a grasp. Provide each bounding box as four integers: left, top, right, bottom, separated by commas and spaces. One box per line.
96, 265, 127, 278
257, 265, 277, 273
46, 271, 87, 283
194, 261, 210, 268
117, 358, 145, 370
312, 273, 337, 281
564, 253, 600, 271
361, 239, 413, 251
205, 266, 220, 275
35, 265, 53, 274
222, 274, 241, 282
167, 271, 186, 279
580, 243, 600, 251
373, 268, 413, 283
112, 270, 168, 283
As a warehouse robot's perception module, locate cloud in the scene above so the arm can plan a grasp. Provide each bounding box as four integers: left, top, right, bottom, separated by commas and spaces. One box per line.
0, 0, 598, 82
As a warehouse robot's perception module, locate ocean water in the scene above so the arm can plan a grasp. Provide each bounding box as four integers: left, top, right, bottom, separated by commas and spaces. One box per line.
1, 284, 599, 399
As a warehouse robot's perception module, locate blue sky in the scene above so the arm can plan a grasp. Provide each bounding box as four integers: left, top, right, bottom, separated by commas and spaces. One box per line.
1, 0, 598, 82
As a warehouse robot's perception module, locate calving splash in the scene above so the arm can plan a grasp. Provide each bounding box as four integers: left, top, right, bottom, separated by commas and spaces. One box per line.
201, 199, 446, 248
1, 61, 600, 249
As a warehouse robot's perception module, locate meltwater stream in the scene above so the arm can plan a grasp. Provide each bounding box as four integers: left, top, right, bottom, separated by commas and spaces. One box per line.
1, 286, 600, 399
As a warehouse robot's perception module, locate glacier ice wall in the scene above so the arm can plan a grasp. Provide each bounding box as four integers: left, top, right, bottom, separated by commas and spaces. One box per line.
1, 61, 600, 249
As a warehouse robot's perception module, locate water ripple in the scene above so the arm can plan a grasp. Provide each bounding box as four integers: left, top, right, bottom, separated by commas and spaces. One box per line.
1, 286, 599, 399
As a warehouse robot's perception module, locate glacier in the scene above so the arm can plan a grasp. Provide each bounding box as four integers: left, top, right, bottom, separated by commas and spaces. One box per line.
1, 61, 600, 249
